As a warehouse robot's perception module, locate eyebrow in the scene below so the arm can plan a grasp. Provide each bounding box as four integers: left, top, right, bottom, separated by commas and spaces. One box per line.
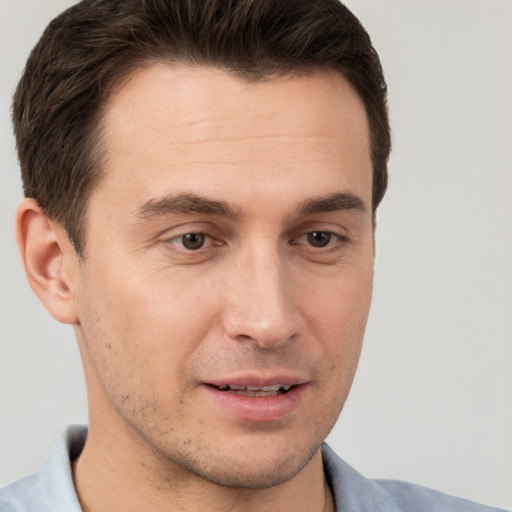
297, 192, 367, 216
135, 193, 242, 220
134, 191, 367, 222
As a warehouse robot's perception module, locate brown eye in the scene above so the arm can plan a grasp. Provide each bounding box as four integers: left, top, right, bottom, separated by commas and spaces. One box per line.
306, 231, 332, 247
181, 233, 206, 250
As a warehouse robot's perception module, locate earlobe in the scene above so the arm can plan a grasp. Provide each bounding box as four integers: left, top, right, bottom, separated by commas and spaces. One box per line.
16, 198, 80, 325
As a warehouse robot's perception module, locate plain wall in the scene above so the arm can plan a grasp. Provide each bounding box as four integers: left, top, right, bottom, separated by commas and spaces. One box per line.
1, 0, 510, 509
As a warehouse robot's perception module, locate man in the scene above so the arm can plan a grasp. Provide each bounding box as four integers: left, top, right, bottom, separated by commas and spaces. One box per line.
0, 1, 507, 511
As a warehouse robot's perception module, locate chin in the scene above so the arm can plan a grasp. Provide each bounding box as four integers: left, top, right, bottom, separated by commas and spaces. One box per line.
155, 432, 324, 490
186, 445, 321, 489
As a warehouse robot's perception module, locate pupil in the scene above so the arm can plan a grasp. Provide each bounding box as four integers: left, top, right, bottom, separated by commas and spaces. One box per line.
307, 231, 330, 247
182, 233, 205, 250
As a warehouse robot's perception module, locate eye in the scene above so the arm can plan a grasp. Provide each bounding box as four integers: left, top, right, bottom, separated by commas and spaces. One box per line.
305, 231, 333, 248
170, 233, 209, 250
294, 231, 340, 248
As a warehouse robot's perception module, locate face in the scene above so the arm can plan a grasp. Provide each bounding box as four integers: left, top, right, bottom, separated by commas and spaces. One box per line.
73, 65, 374, 488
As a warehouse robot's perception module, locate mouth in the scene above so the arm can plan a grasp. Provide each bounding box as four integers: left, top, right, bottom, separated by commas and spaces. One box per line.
213, 383, 295, 397
203, 378, 308, 422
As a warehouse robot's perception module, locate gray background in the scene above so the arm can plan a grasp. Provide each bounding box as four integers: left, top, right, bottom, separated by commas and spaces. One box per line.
1, 0, 511, 509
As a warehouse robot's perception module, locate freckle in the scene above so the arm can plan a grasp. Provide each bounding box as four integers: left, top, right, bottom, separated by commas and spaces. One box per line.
178, 398, 184, 404
198, 420, 204, 425
105, 343, 112, 349
183, 439, 191, 445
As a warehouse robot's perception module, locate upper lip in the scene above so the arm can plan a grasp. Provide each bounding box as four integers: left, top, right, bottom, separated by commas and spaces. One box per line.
205, 375, 309, 389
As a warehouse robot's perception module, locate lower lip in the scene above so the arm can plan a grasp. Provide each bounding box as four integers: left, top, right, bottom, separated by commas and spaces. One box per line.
203, 384, 307, 422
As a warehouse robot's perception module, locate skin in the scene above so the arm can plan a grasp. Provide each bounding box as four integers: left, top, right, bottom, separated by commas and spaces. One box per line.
17, 65, 374, 512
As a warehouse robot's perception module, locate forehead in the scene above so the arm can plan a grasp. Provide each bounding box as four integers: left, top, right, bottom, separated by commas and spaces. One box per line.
94, 64, 372, 215
103, 63, 369, 146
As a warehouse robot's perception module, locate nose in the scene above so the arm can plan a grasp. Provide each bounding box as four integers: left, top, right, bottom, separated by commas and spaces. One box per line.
222, 242, 300, 349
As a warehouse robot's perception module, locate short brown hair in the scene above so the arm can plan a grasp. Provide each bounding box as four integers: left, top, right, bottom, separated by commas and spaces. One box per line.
13, 0, 390, 255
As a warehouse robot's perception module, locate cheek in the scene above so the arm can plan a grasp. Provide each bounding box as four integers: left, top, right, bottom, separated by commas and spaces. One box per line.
298, 261, 372, 411
301, 262, 373, 347
76, 263, 225, 386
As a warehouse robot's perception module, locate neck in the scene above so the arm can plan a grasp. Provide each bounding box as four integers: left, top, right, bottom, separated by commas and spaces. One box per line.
72, 423, 334, 512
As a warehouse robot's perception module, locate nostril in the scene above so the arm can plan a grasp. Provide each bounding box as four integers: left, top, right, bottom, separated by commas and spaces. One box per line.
222, 303, 299, 349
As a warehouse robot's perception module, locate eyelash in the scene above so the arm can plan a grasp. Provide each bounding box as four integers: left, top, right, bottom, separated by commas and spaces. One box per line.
168, 232, 220, 251
290, 231, 347, 250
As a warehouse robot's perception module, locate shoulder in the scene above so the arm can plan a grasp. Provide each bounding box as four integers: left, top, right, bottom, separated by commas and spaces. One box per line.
374, 479, 508, 512
0, 425, 86, 512
321, 444, 509, 512
0, 474, 43, 512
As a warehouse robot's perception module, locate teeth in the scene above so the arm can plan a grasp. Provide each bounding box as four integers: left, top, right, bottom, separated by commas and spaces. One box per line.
216, 384, 293, 393
246, 385, 263, 391
261, 385, 292, 392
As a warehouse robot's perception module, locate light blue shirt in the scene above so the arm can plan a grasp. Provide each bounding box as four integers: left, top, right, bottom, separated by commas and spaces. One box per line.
0, 425, 508, 511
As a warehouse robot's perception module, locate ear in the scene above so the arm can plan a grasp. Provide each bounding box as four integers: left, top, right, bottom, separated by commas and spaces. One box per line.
16, 198, 80, 324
